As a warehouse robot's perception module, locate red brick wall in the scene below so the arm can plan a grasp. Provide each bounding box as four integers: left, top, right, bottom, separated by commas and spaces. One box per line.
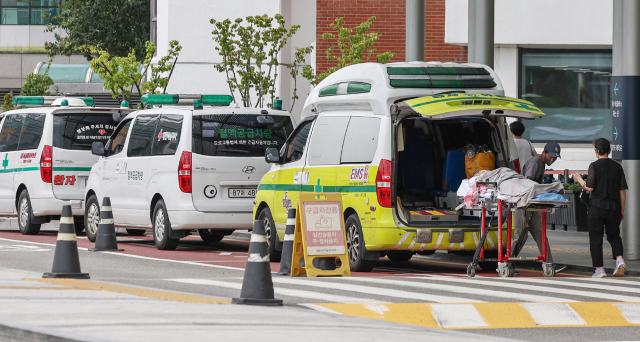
316, 0, 467, 75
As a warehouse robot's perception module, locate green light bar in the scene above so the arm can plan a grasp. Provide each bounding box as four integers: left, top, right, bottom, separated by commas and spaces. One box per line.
387, 67, 496, 89
79, 97, 94, 106
319, 82, 372, 97
201, 95, 233, 106
12, 96, 44, 106
319, 84, 339, 96
140, 94, 179, 105
346, 82, 371, 94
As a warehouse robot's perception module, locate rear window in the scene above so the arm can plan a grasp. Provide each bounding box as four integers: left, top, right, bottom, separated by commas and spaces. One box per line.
192, 114, 294, 157
53, 114, 118, 151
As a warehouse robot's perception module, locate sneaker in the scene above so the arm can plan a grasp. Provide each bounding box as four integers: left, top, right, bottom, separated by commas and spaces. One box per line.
592, 268, 607, 278
613, 262, 626, 277
555, 265, 568, 274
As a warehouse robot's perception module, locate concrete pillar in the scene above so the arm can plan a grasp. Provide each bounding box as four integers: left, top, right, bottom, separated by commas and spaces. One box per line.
405, 0, 425, 62
616, 0, 640, 260
468, 0, 494, 69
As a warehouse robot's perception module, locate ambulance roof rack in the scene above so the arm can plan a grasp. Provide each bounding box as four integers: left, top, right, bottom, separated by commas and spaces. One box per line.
140, 94, 233, 108
12, 96, 94, 108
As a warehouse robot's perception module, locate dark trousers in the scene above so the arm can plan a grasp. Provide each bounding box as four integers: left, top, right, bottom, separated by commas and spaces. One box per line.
588, 207, 624, 267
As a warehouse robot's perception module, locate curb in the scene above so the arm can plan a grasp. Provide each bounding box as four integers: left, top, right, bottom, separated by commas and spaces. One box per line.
0, 319, 115, 342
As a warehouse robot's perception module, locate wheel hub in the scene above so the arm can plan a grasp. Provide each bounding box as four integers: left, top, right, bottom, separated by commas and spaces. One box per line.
155, 209, 165, 241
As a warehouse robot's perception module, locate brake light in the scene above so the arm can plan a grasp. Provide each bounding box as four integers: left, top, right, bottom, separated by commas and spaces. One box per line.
178, 151, 192, 193
376, 159, 392, 208
40, 145, 52, 183
514, 158, 521, 174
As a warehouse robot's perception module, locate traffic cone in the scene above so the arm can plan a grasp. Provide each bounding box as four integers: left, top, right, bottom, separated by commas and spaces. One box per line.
232, 220, 283, 306
89, 197, 123, 252
43, 205, 89, 279
277, 208, 296, 275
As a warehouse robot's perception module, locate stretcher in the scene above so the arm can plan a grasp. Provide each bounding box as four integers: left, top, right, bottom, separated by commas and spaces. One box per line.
460, 182, 569, 278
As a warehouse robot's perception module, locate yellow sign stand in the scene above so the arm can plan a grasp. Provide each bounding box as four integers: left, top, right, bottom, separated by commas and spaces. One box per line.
291, 193, 351, 277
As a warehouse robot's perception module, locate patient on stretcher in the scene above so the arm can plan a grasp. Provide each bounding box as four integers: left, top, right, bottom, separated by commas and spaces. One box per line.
457, 168, 565, 208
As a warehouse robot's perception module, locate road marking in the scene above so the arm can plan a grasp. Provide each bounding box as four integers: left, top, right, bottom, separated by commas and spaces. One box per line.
0, 244, 50, 252
573, 277, 640, 286
420, 276, 640, 302
30, 278, 230, 304
614, 303, 640, 324
342, 277, 575, 303
169, 278, 383, 304
298, 303, 343, 315
270, 277, 483, 303
431, 304, 488, 328
0, 286, 77, 290
509, 277, 640, 295
521, 303, 586, 325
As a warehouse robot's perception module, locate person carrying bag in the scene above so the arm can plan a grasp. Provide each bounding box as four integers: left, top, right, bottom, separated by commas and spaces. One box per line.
574, 138, 627, 278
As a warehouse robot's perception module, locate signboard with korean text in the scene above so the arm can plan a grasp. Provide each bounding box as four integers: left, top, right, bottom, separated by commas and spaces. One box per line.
612, 76, 640, 160
291, 193, 351, 277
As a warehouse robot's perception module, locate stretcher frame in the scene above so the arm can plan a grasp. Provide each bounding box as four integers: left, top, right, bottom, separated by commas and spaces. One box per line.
463, 182, 569, 278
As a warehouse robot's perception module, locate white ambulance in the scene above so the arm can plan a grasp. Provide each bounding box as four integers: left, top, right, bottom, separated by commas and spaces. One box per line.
0, 96, 133, 235
84, 94, 296, 250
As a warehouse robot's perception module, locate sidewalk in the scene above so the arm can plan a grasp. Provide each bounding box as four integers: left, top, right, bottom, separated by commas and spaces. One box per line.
0, 268, 502, 342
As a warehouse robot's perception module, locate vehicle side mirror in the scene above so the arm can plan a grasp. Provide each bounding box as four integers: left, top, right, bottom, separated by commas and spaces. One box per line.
92, 141, 105, 156
265, 147, 281, 164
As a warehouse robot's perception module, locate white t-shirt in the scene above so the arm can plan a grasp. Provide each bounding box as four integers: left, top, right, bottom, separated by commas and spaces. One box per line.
514, 138, 535, 167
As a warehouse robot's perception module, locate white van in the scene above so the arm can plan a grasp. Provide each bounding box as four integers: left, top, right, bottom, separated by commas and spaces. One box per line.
254, 62, 544, 271
0, 96, 133, 235
84, 94, 296, 250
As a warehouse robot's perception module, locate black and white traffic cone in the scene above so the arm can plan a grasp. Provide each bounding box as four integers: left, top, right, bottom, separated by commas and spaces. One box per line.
43, 205, 89, 279
232, 220, 283, 306
277, 208, 296, 275
89, 197, 123, 252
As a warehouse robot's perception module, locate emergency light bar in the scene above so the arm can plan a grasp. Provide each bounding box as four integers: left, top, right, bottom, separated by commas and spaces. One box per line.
319, 82, 372, 97
12, 96, 94, 107
386, 67, 497, 88
140, 94, 233, 107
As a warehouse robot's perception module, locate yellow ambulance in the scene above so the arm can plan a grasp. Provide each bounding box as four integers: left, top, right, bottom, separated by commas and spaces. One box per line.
253, 62, 543, 271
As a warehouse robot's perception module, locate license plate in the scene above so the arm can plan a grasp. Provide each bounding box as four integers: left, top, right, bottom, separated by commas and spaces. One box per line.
228, 188, 257, 198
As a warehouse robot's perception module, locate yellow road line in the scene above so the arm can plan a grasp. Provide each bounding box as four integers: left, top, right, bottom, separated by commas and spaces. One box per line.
522, 245, 612, 256
317, 302, 640, 329
27, 278, 230, 304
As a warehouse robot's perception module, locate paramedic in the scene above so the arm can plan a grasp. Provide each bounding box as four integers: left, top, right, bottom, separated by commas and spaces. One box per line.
573, 138, 627, 278
512, 142, 566, 273
510, 121, 537, 168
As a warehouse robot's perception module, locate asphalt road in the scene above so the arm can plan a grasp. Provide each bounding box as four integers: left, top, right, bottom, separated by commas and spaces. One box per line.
1, 228, 640, 341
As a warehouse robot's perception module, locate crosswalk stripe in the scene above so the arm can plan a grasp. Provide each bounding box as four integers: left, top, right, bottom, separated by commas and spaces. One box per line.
342, 276, 575, 303
270, 277, 483, 303
420, 276, 640, 302
168, 278, 384, 304
508, 277, 640, 294
521, 303, 586, 325
573, 278, 640, 286
613, 303, 640, 324
430, 304, 488, 328
298, 303, 344, 315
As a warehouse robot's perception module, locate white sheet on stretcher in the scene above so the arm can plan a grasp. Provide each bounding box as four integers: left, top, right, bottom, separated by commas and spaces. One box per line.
457, 177, 508, 200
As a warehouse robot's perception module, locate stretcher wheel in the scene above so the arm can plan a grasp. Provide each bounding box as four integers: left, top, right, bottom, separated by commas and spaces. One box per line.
508, 266, 515, 277
542, 263, 555, 278
467, 265, 476, 278
498, 263, 510, 278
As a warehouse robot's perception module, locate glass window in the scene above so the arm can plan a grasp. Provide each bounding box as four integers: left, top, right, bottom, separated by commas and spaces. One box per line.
0, 114, 22, 152
341, 117, 380, 163
307, 116, 350, 166
17, 113, 44, 150
1, 0, 59, 25
519, 50, 612, 142
107, 119, 131, 156
283, 120, 313, 163
52, 114, 118, 151
127, 115, 158, 157
152, 114, 183, 156
192, 114, 293, 157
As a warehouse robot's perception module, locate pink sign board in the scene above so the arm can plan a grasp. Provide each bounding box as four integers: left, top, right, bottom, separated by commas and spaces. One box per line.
302, 201, 346, 255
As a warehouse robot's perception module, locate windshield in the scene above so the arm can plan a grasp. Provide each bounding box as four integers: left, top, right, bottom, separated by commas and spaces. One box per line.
192, 114, 294, 157
53, 114, 118, 151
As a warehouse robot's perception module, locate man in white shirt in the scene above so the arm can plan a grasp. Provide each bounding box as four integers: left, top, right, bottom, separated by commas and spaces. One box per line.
510, 121, 537, 170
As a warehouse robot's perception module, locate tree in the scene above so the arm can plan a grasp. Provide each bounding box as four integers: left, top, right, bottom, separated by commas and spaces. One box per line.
287, 46, 314, 112
44, 0, 150, 62
3, 93, 15, 112
315, 16, 395, 83
22, 58, 54, 96
211, 14, 300, 108
90, 41, 182, 105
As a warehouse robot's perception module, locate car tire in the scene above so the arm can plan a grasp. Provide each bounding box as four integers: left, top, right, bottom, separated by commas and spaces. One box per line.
257, 207, 281, 262
198, 229, 224, 243
74, 216, 85, 234
17, 190, 40, 235
387, 250, 413, 262
126, 229, 146, 236
345, 213, 375, 272
152, 199, 179, 250
84, 195, 100, 242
